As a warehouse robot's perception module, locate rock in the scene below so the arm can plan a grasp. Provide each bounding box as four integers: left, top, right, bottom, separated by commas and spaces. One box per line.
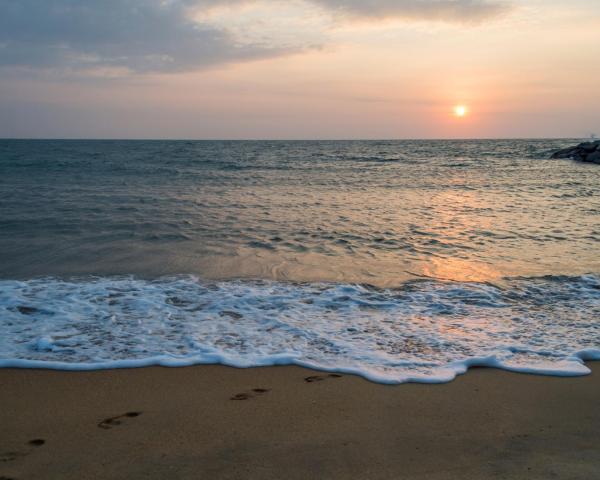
586, 151, 600, 164
550, 146, 579, 159
580, 142, 598, 152
550, 141, 600, 163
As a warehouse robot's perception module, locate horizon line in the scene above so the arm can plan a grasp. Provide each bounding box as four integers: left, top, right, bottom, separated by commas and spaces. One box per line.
0, 136, 587, 142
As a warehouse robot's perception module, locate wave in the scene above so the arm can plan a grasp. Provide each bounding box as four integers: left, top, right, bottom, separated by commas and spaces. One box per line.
1, 275, 599, 383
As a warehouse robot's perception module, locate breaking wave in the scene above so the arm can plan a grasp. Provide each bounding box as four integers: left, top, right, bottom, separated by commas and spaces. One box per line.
1, 274, 599, 384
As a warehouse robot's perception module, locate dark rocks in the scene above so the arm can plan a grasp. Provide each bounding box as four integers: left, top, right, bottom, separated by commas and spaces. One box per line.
587, 151, 600, 164
551, 146, 579, 158
551, 140, 600, 164
581, 142, 598, 152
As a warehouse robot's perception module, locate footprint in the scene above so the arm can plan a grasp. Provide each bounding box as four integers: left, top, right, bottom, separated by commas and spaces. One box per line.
98, 411, 142, 430
0, 438, 46, 466
0, 452, 25, 463
230, 393, 252, 401
230, 388, 271, 401
252, 388, 270, 394
305, 374, 342, 383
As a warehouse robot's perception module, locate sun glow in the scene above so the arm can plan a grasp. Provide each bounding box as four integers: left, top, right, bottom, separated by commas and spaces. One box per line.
454, 105, 468, 118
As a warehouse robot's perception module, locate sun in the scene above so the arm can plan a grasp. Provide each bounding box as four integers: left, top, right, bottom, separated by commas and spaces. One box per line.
454, 105, 468, 118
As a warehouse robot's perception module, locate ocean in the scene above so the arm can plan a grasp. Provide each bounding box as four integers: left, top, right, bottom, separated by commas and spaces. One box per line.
1, 139, 599, 383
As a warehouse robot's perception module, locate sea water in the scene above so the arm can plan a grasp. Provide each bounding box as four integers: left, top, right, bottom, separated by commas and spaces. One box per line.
1, 139, 599, 382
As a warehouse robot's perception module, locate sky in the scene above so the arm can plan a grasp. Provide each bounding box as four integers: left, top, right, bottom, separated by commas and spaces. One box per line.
1, 0, 599, 139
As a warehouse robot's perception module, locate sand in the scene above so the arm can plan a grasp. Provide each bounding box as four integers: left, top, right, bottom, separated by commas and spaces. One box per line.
1, 364, 599, 479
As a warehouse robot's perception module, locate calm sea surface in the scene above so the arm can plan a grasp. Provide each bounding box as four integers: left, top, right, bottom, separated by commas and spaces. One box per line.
1, 139, 599, 382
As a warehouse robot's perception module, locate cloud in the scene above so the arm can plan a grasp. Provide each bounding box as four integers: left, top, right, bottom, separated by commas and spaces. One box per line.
0, 0, 510, 75
308, 0, 511, 23
0, 0, 289, 73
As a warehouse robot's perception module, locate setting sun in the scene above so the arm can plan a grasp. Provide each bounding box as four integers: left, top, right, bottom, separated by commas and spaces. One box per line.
454, 105, 468, 118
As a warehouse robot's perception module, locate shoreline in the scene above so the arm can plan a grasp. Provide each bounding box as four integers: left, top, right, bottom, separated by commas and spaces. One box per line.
1, 364, 599, 479
0, 356, 598, 383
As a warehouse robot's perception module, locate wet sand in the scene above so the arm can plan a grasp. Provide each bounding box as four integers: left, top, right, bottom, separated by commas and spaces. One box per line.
1, 364, 599, 479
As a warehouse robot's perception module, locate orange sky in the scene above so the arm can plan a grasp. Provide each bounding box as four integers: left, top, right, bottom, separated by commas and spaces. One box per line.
1, 0, 599, 139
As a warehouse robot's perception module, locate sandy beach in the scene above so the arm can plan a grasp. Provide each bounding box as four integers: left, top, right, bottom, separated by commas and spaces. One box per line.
1, 364, 598, 479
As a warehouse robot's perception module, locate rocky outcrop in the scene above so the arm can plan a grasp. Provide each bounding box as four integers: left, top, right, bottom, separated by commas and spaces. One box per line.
551, 140, 600, 164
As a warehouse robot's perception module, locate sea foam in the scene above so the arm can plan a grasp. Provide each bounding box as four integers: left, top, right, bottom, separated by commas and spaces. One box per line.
1, 275, 599, 383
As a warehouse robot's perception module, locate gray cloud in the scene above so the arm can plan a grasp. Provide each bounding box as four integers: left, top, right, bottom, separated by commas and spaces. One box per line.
0, 0, 510, 75
310, 0, 511, 23
0, 0, 287, 73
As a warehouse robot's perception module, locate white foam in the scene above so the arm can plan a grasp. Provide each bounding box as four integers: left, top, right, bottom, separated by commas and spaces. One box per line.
0, 275, 599, 384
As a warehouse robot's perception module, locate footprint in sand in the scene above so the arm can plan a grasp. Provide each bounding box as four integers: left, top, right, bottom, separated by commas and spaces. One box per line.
98, 411, 142, 430
0, 451, 26, 463
304, 374, 343, 383
230, 388, 271, 401
0, 438, 46, 466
